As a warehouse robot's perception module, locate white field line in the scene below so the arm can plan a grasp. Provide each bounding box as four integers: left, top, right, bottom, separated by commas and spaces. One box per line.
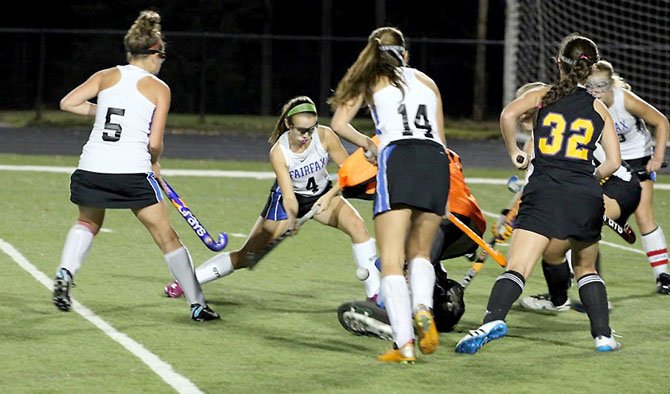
0, 165, 668, 191
0, 239, 203, 394
0, 164, 652, 255
0, 164, 656, 255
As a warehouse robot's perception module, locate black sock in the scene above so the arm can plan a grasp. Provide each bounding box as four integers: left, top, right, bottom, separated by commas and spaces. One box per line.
542, 259, 571, 306
483, 270, 525, 324
577, 273, 611, 338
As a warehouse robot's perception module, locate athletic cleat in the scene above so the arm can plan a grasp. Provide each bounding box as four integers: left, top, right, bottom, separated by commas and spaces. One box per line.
414, 306, 439, 354
518, 293, 571, 314
656, 273, 670, 295
337, 300, 393, 341
53, 268, 73, 312
164, 281, 184, 298
377, 341, 416, 363
595, 335, 621, 352
190, 303, 220, 321
455, 320, 507, 354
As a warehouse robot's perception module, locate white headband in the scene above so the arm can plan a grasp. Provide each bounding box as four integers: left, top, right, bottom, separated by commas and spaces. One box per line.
379, 45, 406, 65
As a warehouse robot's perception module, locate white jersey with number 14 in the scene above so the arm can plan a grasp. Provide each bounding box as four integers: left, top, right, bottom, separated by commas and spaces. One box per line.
370, 67, 444, 153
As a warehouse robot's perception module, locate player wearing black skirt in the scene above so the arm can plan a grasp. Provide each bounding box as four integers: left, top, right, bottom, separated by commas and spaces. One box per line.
455, 33, 623, 354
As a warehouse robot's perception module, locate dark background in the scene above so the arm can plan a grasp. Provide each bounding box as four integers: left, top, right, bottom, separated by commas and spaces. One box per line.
0, 1, 507, 119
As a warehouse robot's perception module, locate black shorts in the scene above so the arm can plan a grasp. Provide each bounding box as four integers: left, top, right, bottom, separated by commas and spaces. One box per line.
260, 181, 333, 221
374, 139, 450, 217
603, 176, 641, 225
515, 173, 604, 242
430, 213, 481, 262
625, 156, 653, 181
70, 169, 162, 209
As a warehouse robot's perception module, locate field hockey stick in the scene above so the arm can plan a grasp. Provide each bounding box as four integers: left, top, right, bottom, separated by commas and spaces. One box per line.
603, 215, 636, 244
460, 261, 486, 289
460, 233, 506, 287
158, 178, 229, 252
507, 175, 527, 193
630, 161, 667, 182
448, 213, 507, 268
247, 205, 319, 269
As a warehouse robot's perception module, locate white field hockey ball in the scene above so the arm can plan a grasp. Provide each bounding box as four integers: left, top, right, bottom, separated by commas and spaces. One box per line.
356, 267, 370, 281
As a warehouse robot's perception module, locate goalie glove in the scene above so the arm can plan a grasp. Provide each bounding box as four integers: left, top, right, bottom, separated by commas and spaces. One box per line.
492, 208, 515, 243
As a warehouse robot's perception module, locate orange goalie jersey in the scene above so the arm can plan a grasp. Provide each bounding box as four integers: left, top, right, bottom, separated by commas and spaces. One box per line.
338, 136, 486, 234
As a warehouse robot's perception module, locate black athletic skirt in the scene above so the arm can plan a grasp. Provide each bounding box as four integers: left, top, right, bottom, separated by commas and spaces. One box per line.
625, 156, 653, 181
602, 176, 641, 225
515, 172, 604, 242
374, 139, 450, 217
70, 169, 163, 209
260, 181, 333, 221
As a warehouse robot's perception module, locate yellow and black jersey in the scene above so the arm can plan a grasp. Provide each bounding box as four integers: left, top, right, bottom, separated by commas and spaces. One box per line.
532, 87, 604, 179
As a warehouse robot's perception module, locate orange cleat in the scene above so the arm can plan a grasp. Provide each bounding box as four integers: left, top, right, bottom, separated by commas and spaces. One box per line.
414, 306, 439, 354
377, 341, 416, 363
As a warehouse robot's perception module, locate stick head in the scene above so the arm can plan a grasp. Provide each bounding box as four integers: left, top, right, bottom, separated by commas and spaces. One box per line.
507, 175, 525, 193
204, 232, 229, 251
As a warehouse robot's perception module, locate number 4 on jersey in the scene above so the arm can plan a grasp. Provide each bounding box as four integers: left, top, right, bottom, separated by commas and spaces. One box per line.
306, 176, 319, 193
397, 103, 433, 138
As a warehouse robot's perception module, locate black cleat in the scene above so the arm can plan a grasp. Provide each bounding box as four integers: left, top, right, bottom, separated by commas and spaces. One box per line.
337, 300, 393, 341
53, 268, 73, 312
656, 273, 670, 295
191, 303, 220, 321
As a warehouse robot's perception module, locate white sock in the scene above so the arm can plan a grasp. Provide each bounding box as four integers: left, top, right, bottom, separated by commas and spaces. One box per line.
352, 238, 380, 298
195, 252, 234, 284
164, 246, 205, 305
59, 224, 94, 277
641, 227, 669, 278
408, 257, 435, 312
381, 275, 414, 347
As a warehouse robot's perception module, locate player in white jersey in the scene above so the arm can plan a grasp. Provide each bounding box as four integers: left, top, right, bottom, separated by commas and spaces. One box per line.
163, 96, 380, 302
586, 60, 670, 294
53, 10, 219, 322
329, 26, 450, 363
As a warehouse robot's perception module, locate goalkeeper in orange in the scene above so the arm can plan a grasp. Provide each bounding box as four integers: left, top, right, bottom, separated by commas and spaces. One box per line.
337, 137, 488, 339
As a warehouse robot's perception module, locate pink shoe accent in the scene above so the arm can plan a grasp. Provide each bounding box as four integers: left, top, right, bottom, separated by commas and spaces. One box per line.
164, 281, 184, 298
367, 294, 385, 309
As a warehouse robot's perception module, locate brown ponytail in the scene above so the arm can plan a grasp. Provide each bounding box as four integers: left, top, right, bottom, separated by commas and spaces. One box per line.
328, 26, 407, 110
540, 33, 599, 109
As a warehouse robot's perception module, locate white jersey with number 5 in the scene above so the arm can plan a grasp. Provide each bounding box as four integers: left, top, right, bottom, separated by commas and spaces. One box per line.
78, 64, 156, 174
370, 67, 444, 152
609, 86, 653, 160
277, 129, 330, 197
